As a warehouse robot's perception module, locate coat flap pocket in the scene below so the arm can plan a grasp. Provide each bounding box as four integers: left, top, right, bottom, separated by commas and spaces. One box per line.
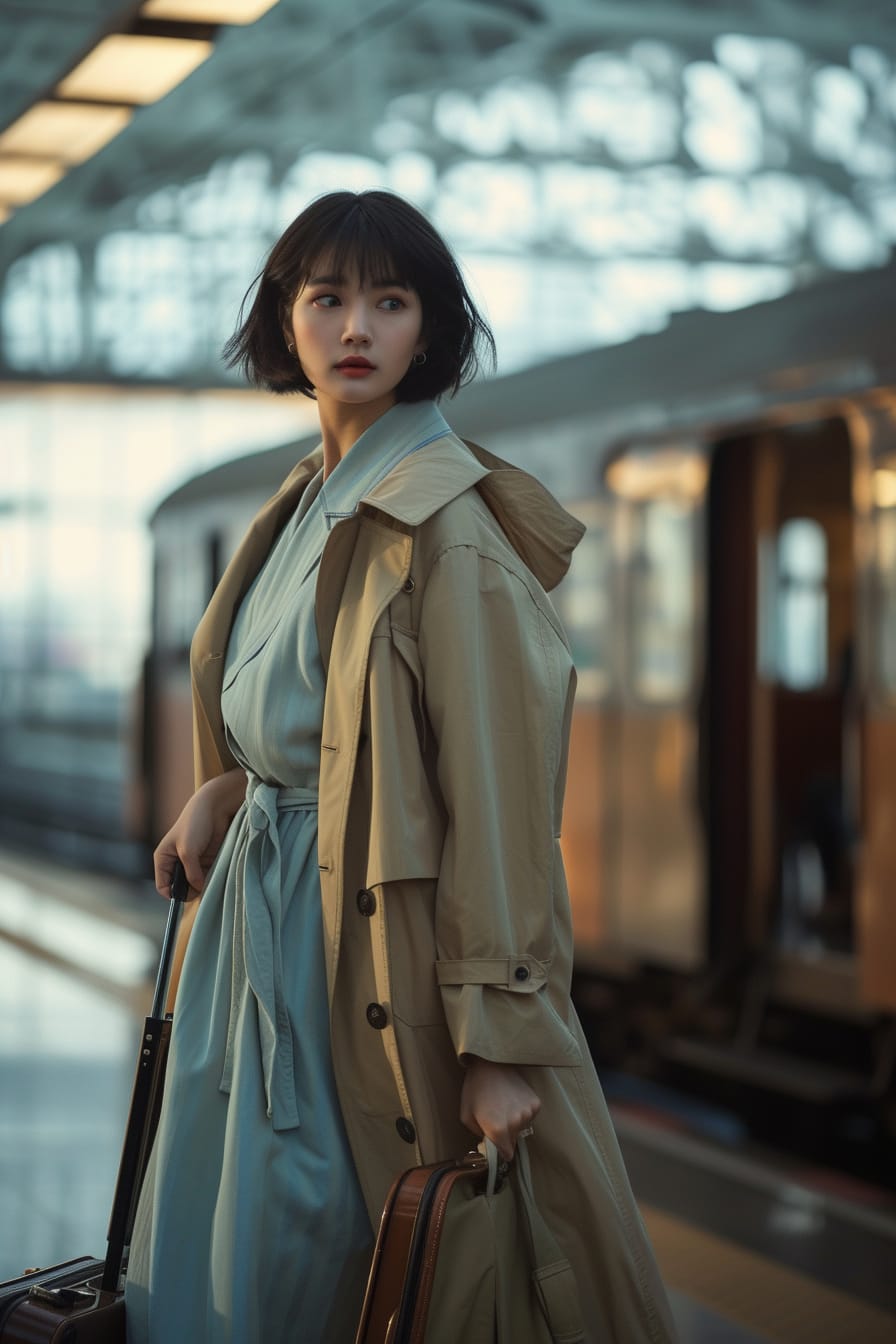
532, 1262, 586, 1343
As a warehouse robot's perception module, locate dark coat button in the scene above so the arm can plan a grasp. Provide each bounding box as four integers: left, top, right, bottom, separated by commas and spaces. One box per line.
402, 576, 415, 593
356, 888, 376, 916
366, 1003, 388, 1030
514, 965, 530, 981
396, 1117, 416, 1144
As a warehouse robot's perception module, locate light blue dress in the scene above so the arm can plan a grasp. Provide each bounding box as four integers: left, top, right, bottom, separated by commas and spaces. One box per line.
125, 402, 453, 1344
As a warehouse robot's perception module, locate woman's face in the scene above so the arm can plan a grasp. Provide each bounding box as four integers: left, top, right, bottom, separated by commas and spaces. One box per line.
288, 261, 426, 408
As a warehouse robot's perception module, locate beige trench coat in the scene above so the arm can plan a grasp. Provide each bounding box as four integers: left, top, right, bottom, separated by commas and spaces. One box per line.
180, 430, 678, 1344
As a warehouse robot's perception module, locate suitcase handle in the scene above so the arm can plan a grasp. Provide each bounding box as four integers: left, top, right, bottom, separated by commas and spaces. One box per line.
150, 860, 191, 1020
102, 860, 190, 1292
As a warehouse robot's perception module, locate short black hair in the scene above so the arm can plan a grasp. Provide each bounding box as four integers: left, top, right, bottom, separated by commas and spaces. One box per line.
222, 190, 495, 400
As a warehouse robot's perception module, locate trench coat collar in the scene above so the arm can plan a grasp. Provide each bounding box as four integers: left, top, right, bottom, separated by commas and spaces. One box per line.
191, 412, 583, 778
201, 421, 582, 669
318, 400, 453, 529
244, 416, 583, 595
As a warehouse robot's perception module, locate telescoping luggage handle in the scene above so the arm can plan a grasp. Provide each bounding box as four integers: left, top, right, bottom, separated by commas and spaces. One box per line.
100, 860, 191, 1294
151, 860, 190, 1018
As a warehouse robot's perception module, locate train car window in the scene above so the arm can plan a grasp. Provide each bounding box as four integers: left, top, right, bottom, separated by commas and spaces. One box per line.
555, 504, 611, 702
630, 499, 696, 702
774, 517, 828, 690
873, 504, 896, 697
156, 531, 208, 656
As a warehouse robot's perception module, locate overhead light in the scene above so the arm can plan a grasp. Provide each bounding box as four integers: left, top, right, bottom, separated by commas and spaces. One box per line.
57, 34, 213, 105
0, 158, 66, 206
0, 102, 132, 164
141, 0, 279, 21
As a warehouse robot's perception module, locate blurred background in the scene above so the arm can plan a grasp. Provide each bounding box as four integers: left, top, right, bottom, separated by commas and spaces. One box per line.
2, 3, 896, 1341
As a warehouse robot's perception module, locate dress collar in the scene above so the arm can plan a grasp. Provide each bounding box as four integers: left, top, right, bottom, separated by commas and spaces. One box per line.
318, 400, 451, 531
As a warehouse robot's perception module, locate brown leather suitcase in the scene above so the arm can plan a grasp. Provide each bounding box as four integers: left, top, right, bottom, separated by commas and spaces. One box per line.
355, 1137, 585, 1344
355, 1149, 491, 1344
0, 866, 189, 1343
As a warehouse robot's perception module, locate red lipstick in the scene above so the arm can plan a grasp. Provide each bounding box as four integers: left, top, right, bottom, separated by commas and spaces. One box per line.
336, 356, 374, 373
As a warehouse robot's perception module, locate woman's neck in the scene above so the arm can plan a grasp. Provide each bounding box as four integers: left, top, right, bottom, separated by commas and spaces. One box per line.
317, 394, 396, 480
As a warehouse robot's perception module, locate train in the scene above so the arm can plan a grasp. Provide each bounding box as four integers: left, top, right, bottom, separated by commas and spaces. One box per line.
136, 261, 896, 1176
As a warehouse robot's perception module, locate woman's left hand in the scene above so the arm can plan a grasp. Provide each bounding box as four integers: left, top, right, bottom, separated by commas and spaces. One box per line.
460, 1057, 541, 1162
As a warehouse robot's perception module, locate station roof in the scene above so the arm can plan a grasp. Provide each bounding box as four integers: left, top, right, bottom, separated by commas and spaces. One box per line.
1, 0, 894, 384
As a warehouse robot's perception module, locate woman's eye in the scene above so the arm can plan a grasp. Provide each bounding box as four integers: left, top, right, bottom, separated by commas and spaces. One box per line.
312, 293, 339, 308
379, 297, 405, 311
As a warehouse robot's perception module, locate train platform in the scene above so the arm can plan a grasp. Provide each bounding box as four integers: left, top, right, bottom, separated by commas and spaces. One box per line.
1, 847, 895, 1343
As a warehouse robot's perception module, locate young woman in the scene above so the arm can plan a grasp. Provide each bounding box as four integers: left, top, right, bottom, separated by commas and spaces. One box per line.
124, 190, 678, 1344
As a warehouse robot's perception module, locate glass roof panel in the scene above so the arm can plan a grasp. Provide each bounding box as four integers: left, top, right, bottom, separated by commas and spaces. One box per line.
1, 17, 895, 382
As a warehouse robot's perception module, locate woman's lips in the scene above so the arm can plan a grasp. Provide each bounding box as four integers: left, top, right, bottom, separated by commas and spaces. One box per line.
336, 358, 375, 378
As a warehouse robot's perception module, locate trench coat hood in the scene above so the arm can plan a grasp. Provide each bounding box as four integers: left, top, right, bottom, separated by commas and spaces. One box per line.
359, 433, 585, 594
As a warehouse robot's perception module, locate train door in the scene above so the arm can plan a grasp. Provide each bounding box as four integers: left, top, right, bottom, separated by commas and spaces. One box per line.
590, 442, 709, 971
708, 415, 860, 971
554, 499, 613, 960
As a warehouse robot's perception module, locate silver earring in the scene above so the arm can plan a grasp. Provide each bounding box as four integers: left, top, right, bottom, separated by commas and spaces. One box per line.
413, 352, 427, 366
287, 340, 296, 354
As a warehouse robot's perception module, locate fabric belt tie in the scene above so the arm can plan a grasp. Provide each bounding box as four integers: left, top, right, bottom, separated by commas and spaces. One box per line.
219, 774, 318, 1131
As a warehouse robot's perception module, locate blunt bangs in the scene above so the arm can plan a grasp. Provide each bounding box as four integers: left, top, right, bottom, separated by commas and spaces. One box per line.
291, 216, 414, 299
222, 190, 495, 401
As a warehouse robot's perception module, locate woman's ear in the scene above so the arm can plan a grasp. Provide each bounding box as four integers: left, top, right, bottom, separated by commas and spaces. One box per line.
280, 315, 296, 355
414, 318, 431, 359
278, 296, 296, 353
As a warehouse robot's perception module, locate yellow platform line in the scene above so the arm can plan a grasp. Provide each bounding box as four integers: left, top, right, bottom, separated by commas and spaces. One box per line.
642, 1204, 896, 1344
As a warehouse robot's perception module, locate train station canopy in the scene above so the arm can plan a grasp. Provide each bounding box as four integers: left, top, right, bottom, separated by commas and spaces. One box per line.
0, 0, 895, 383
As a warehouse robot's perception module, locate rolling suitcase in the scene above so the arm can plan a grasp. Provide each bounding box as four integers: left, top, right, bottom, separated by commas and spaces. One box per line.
0, 863, 190, 1342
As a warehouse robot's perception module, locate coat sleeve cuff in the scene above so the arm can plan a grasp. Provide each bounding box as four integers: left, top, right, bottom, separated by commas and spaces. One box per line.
436, 959, 583, 1067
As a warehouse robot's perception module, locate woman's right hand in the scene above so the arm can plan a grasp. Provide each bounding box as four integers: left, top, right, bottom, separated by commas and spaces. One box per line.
460, 1057, 541, 1162
153, 768, 247, 897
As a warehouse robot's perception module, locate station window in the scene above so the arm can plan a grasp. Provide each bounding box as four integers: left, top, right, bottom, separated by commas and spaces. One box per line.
774, 517, 828, 690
